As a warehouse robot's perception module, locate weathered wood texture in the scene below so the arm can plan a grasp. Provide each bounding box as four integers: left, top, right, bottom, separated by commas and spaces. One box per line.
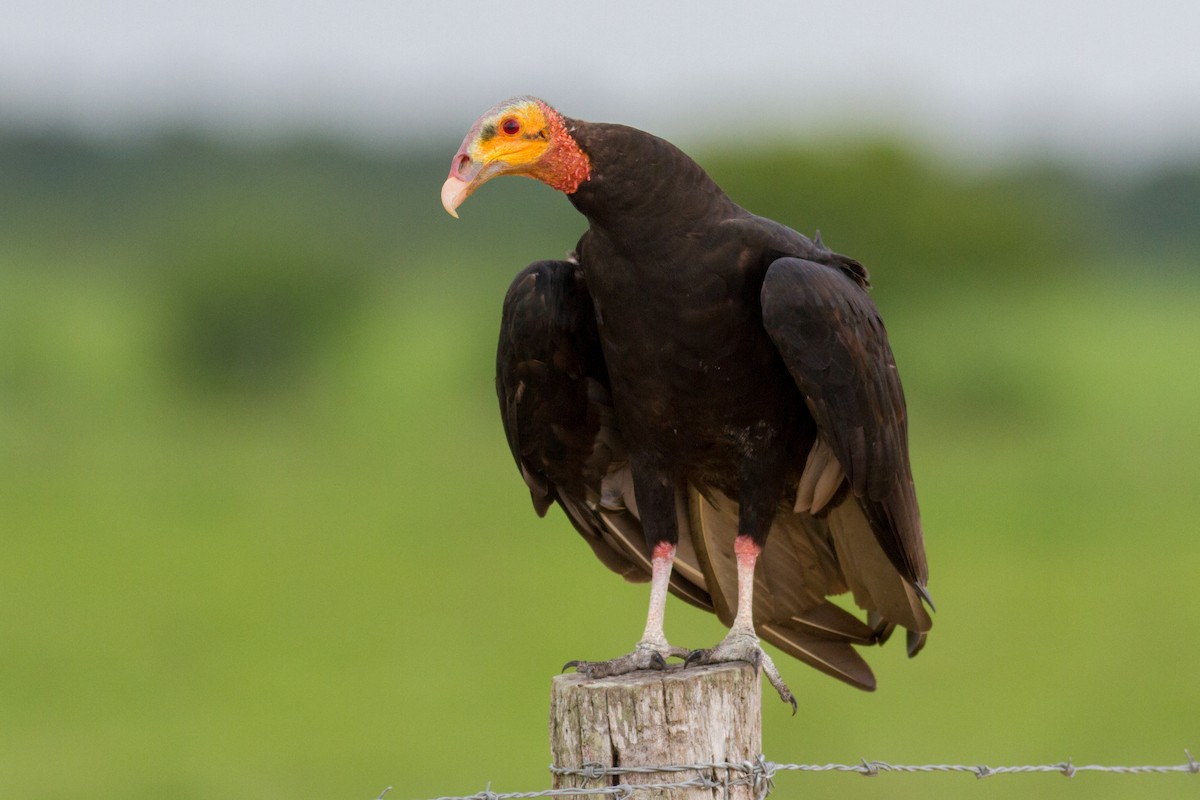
550, 662, 761, 799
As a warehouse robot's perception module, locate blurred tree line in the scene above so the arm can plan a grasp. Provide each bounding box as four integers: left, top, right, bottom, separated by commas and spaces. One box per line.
1, 129, 1196, 395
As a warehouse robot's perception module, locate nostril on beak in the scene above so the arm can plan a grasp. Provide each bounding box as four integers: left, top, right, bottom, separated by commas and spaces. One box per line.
454, 153, 472, 177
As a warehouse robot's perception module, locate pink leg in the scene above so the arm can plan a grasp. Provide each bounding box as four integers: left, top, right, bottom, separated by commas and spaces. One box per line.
639, 541, 676, 647
565, 541, 689, 678
687, 535, 796, 711
731, 535, 760, 633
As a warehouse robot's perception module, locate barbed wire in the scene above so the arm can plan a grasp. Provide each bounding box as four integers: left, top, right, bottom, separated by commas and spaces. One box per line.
409, 750, 1198, 800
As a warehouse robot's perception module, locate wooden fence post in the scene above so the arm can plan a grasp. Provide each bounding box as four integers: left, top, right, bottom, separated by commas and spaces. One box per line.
549, 662, 762, 798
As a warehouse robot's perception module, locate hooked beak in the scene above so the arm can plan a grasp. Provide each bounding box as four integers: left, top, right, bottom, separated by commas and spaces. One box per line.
441, 150, 505, 218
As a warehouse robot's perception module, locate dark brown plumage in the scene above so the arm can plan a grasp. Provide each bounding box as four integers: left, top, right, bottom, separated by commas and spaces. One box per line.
446, 97, 932, 702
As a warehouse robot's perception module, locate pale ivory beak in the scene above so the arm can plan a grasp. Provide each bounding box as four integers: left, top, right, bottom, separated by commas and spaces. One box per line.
441, 175, 471, 218
441, 147, 494, 218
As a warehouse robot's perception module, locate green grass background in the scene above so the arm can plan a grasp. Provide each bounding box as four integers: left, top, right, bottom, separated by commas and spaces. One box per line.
0, 133, 1197, 799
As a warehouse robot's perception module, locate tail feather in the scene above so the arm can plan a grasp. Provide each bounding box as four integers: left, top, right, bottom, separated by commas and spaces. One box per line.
759, 621, 876, 691
867, 610, 898, 646
828, 499, 932, 634
906, 628, 928, 658
790, 602, 877, 644
687, 483, 931, 691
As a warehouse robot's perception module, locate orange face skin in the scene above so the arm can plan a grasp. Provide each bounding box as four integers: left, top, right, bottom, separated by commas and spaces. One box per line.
441, 97, 590, 217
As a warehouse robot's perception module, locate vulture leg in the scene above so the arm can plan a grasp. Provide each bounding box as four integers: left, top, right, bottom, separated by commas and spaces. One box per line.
565, 542, 689, 677
687, 535, 798, 712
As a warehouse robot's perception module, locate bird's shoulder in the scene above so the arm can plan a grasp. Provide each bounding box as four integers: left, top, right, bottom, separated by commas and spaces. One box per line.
717, 213, 871, 289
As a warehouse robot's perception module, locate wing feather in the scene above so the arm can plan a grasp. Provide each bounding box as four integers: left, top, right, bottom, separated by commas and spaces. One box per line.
496, 259, 712, 609
761, 257, 929, 590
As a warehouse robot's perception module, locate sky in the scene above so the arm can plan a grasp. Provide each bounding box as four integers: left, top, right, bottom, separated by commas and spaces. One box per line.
3, 0, 1199, 165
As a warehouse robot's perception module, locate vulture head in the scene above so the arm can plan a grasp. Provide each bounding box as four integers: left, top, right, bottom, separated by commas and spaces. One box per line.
441, 96, 590, 217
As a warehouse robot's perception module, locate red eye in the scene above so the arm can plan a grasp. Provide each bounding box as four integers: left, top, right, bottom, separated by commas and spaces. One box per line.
501, 117, 521, 135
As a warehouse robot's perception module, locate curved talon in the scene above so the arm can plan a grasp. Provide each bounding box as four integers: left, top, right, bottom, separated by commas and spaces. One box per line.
689, 632, 796, 709
563, 640, 687, 679
562, 660, 582, 673
758, 650, 795, 710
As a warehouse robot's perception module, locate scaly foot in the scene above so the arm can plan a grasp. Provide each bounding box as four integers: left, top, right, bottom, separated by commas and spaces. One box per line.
564, 639, 690, 678
686, 629, 796, 713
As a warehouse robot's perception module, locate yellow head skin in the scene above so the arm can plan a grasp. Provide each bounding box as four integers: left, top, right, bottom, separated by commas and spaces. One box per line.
441, 97, 590, 217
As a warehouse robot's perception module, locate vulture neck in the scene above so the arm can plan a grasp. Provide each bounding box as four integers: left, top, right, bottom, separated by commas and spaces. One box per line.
563, 119, 736, 240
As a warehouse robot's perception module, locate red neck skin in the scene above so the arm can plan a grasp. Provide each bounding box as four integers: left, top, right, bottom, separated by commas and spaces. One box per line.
533, 103, 591, 194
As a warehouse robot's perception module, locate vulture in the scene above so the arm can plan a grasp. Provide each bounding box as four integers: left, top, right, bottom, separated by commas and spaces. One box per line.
441, 97, 932, 707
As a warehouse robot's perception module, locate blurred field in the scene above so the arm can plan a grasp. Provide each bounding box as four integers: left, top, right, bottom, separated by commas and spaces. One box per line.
1, 132, 1198, 800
